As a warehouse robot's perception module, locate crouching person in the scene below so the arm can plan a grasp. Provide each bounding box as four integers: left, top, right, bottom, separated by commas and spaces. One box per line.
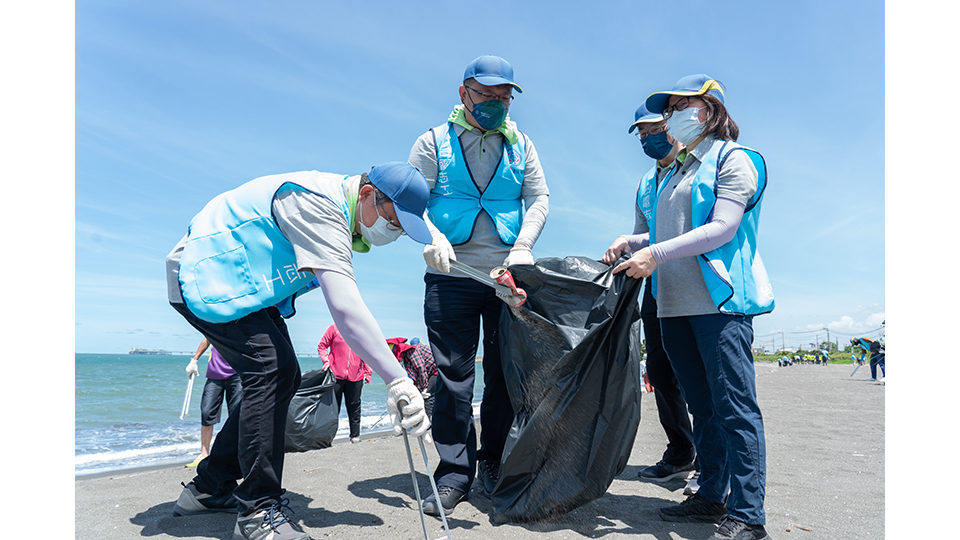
166, 163, 434, 540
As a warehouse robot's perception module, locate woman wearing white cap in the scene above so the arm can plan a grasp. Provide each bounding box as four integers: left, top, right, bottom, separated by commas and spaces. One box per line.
608, 74, 774, 540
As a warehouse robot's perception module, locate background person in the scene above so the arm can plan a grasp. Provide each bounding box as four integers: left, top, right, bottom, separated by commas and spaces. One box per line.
318, 323, 372, 444
613, 74, 774, 540
604, 102, 698, 491
185, 337, 243, 467
166, 162, 434, 540
387, 337, 439, 420
407, 54, 550, 516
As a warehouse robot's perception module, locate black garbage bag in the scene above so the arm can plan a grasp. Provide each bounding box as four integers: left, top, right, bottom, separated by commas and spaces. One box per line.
490, 256, 643, 522
284, 367, 339, 452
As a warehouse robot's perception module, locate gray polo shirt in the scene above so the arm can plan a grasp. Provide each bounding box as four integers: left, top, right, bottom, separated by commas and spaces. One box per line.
636, 136, 758, 318
408, 121, 550, 275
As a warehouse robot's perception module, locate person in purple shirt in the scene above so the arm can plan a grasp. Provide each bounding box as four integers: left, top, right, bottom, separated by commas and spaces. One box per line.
185, 337, 244, 467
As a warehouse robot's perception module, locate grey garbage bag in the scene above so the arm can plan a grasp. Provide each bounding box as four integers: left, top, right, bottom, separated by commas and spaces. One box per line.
490, 256, 643, 522
284, 367, 339, 452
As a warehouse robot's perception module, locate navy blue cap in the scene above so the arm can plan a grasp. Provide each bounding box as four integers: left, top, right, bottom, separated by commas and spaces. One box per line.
463, 55, 523, 93
645, 74, 726, 114
627, 102, 665, 134
367, 162, 433, 245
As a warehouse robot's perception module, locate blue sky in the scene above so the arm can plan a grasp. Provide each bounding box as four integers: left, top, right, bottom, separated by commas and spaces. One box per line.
69, 0, 887, 355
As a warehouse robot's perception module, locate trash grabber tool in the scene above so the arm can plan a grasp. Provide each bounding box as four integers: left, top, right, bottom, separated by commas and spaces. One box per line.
449, 260, 527, 307
180, 373, 196, 419
398, 398, 451, 540
850, 363, 861, 377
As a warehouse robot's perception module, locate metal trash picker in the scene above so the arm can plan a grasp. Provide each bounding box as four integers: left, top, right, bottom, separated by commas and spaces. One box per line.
180, 373, 196, 419
449, 260, 527, 307
398, 397, 451, 540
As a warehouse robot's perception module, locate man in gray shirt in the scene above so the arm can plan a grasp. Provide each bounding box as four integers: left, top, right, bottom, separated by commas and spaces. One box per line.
407, 55, 549, 515
166, 163, 434, 540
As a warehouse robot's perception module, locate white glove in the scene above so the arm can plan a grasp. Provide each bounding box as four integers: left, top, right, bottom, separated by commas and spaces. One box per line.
423, 232, 456, 273
386, 377, 432, 443
504, 245, 534, 267
186, 359, 200, 377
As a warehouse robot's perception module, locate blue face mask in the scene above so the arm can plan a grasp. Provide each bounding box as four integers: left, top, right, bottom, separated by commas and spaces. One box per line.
470, 98, 508, 131
640, 130, 673, 160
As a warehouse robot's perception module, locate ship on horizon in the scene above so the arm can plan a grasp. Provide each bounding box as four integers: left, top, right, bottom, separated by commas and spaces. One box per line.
128, 348, 171, 355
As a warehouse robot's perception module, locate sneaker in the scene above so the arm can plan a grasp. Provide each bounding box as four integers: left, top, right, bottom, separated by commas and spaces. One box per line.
477, 459, 501, 496
683, 470, 701, 496
234, 500, 311, 540
186, 455, 205, 468
658, 493, 727, 523
422, 485, 467, 516
172, 482, 238, 516
710, 515, 770, 540
639, 459, 695, 482
350, 437, 361, 444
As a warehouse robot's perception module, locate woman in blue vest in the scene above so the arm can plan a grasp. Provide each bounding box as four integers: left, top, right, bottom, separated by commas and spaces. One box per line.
607, 75, 774, 540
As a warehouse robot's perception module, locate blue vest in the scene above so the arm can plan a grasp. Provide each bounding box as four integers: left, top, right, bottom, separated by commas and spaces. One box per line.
178, 171, 350, 323
427, 123, 525, 245
637, 140, 775, 316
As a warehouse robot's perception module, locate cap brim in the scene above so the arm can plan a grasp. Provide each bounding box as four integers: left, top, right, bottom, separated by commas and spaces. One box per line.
627, 116, 664, 133
394, 205, 434, 245
473, 76, 523, 93
644, 92, 674, 114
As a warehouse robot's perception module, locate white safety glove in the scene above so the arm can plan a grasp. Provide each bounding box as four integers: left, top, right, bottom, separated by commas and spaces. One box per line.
423, 232, 456, 273
386, 377, 433, 443
185, 359, 199, 377
503, 245, 534, 267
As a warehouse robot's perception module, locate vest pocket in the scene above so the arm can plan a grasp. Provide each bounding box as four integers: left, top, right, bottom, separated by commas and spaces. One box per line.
193, 245, 258, 303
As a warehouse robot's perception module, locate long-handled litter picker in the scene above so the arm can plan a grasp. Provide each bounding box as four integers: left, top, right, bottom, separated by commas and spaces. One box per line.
449, 260, 527, 307
849, 362, 862, 377
180, 373, 196, 419
398, 399, 451, 540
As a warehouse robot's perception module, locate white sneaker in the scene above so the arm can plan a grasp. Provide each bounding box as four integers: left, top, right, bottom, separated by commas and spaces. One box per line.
683, 470, 701, 496
350, 437, 361, 444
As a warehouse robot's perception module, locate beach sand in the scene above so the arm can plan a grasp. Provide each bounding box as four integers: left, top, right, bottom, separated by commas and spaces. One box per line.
75, 363, 884, 539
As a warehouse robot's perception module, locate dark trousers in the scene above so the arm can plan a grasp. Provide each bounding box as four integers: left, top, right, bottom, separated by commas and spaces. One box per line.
200, 375, 244, 426
424, 273, 514, 493
640, 279, 696, 467
333, 378, 363, 439
172, 302, 302, 517
660, 313, 767, 525
870, 352, 885, 379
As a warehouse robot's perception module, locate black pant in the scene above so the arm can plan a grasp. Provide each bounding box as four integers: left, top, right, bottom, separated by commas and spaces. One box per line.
424, 273, 513, 493
333, 378, 363, 439
172, 302, 301, 516
640, 279, 696, 467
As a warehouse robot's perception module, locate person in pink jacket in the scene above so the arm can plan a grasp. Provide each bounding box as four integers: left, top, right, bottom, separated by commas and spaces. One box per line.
318, 323, 372, 443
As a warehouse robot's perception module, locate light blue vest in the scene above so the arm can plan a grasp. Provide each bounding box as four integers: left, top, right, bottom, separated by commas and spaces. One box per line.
637, 140, 775, 316
178, 171, 350, 323
427, 123, 525, 245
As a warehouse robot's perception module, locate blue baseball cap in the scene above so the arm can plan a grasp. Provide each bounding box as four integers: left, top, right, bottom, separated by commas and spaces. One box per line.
627, 102, 664, 134
367, 162, 433, 245
645, 74, 726, 114
463, 55, 523, 93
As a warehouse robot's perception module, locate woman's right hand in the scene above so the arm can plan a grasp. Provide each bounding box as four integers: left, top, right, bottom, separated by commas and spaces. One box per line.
602, 236, 630, 265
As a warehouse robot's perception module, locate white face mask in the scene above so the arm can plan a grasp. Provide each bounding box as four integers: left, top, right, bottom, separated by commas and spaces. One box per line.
359, 199, 403, 246
667, 106, 705, 147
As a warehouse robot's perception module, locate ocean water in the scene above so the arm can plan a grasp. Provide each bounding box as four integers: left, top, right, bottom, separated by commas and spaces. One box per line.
75, 353, 484, 477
